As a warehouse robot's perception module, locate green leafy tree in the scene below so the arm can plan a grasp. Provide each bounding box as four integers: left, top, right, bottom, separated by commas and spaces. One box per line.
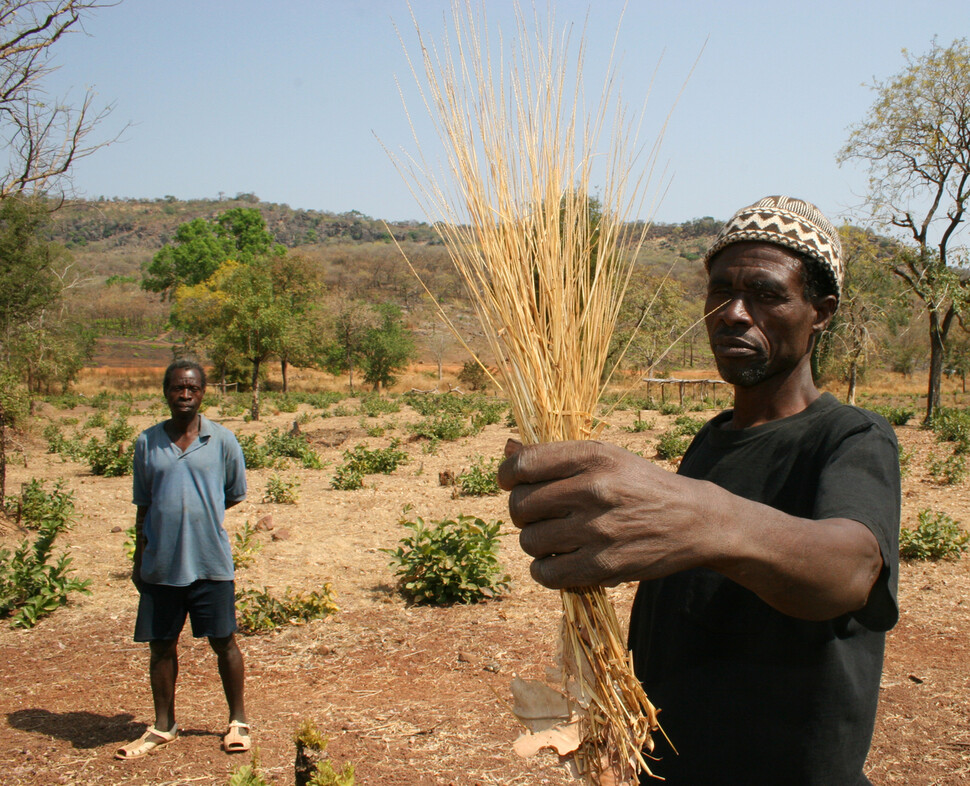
361, 303, 416, 391
175, 260, 287, 420
816, 227, 906, 403
839, 38, 970, 422
323, 300, 379, 394
268, 253, 328, 392
608, 271, 693, 376
143, 207, 284, 300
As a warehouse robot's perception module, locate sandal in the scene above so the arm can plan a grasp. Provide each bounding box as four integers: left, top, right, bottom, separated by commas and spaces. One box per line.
223, 720, 251, 753
115, 724, 178, 760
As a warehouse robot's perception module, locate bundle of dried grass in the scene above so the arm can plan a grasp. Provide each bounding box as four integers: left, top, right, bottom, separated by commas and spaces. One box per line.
386, 3, 673, 782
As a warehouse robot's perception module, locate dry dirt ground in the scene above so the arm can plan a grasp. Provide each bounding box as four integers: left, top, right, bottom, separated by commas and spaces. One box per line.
0, 391, 968, 786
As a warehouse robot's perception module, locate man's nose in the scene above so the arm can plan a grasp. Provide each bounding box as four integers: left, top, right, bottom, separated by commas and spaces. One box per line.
715, 295, 752, 325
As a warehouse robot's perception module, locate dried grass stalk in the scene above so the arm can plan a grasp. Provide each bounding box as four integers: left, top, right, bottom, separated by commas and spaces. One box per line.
386, 2, 671, 781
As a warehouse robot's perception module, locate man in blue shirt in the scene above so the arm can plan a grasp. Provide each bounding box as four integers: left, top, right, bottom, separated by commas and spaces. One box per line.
116, 360, 250, 759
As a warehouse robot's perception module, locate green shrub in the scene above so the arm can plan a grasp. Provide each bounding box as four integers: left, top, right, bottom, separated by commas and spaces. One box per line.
383, 514, 510, 604
236, 585, 338, 635
658, 402, 683, 416
408, 412, 468, 442
264, 429, 323, 469
656, 431, 691, 460
85, 416, 135, 476
272, 393, 300, 413
625, 418, 654, 433
357, 394, 400, 417
672, 415, 705, 436
330, 463, 365, 491
220, 400, 248, 418
928, 452, 967, 485
263, 474, 299, 504
232, 521, 263, 569
11, 479, 76, 530
330, 442, 408, 490
457, 456, 500, 496
899, 446, 913, 479
899, 509, 970, 560
84, 411, 108, 429
871, 405, 915, 426
457, 360, 489, 391
927, 407, 970, 453
236, 434, 274, 470
0, 516, 91, 628
470, 400, 507, 431
295, 720, 356, 786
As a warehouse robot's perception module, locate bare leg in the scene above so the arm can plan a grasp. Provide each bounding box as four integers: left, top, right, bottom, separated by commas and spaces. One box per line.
209, 634, 247, 728
148, 638, 179, 733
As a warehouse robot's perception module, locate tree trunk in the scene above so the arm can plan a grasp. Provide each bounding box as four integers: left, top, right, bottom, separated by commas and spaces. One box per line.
925, 307, 954, 423
0, 404, 6, 500
250, 359, 261, 421
847, 361, 858, 406
281, 359, 289, 393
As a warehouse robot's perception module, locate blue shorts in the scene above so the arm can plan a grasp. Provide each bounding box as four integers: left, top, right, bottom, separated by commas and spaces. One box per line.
134, 580, 237, 642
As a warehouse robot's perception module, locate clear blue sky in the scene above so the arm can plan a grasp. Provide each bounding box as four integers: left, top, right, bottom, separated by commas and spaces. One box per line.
46, 0, 968, 226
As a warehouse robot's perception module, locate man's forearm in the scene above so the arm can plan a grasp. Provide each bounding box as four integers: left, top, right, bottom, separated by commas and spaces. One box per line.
690, 479, 884, 620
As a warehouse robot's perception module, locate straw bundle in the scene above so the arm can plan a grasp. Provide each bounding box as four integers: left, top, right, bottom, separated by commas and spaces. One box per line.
387, 3, 670, 782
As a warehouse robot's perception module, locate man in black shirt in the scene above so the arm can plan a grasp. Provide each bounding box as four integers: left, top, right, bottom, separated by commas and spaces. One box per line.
498, 196, 900, 785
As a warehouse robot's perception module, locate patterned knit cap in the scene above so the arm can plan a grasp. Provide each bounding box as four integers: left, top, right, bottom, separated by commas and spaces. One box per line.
702, 195, 843, 304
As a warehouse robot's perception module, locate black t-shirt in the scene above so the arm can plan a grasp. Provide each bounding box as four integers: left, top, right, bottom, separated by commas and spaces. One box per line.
629, 393, 900, 785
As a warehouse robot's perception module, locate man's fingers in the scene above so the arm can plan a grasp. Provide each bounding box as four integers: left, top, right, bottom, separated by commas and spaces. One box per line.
498, 440, 606, 491
530, 549, 606, 590
517, 516, 586, 558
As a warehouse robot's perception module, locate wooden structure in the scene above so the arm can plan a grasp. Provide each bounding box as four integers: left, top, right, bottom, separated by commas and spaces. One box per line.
641, 377, 729, 408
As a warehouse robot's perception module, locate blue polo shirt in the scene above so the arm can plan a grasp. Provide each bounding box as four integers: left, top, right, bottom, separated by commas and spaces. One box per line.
133, 415, 247, 586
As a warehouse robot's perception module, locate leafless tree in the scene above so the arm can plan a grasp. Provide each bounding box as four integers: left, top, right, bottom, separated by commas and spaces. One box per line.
0, 0, 120, 200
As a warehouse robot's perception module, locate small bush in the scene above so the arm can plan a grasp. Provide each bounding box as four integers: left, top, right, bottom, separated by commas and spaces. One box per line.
263, 474, 299, 504
656, 431, 691, 460
221, 400, 248, 418
0, 517, 91, 628
357, 394, 400, 417
237, 434, 274, 470
330, 463, 365, 491
295, 719, 356, 786
470, 400, 507, 431
330, 442, 408, 490
84, 411, 108, 430
625, 418, 654, 433
11, 479, 76, 530
383, 514, 510, 605
236, 585, 338, 635
928, 452, 967, 486
457, 456, 500, 496
273, 393, 300, 413
658, 402, 683, 416
457, 360, 489, 391
672, 415, 705, 436
233, 521, 263, 568
264, 429, 323, 469
927, 407, 970, 453
408, 412, 468, 442
871, 405, 915, 426
899, 509, 970, 561
85, 416, 135, 477
899, 447, 913, 479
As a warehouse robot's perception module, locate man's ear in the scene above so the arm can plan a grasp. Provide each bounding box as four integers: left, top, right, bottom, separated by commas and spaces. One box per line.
812, 294, 838, 334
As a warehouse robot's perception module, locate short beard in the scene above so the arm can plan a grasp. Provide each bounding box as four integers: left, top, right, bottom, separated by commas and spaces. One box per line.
716, 358, 769, 388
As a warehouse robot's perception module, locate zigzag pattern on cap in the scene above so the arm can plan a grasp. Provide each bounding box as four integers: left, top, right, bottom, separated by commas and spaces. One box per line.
702, 195, 844, 304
